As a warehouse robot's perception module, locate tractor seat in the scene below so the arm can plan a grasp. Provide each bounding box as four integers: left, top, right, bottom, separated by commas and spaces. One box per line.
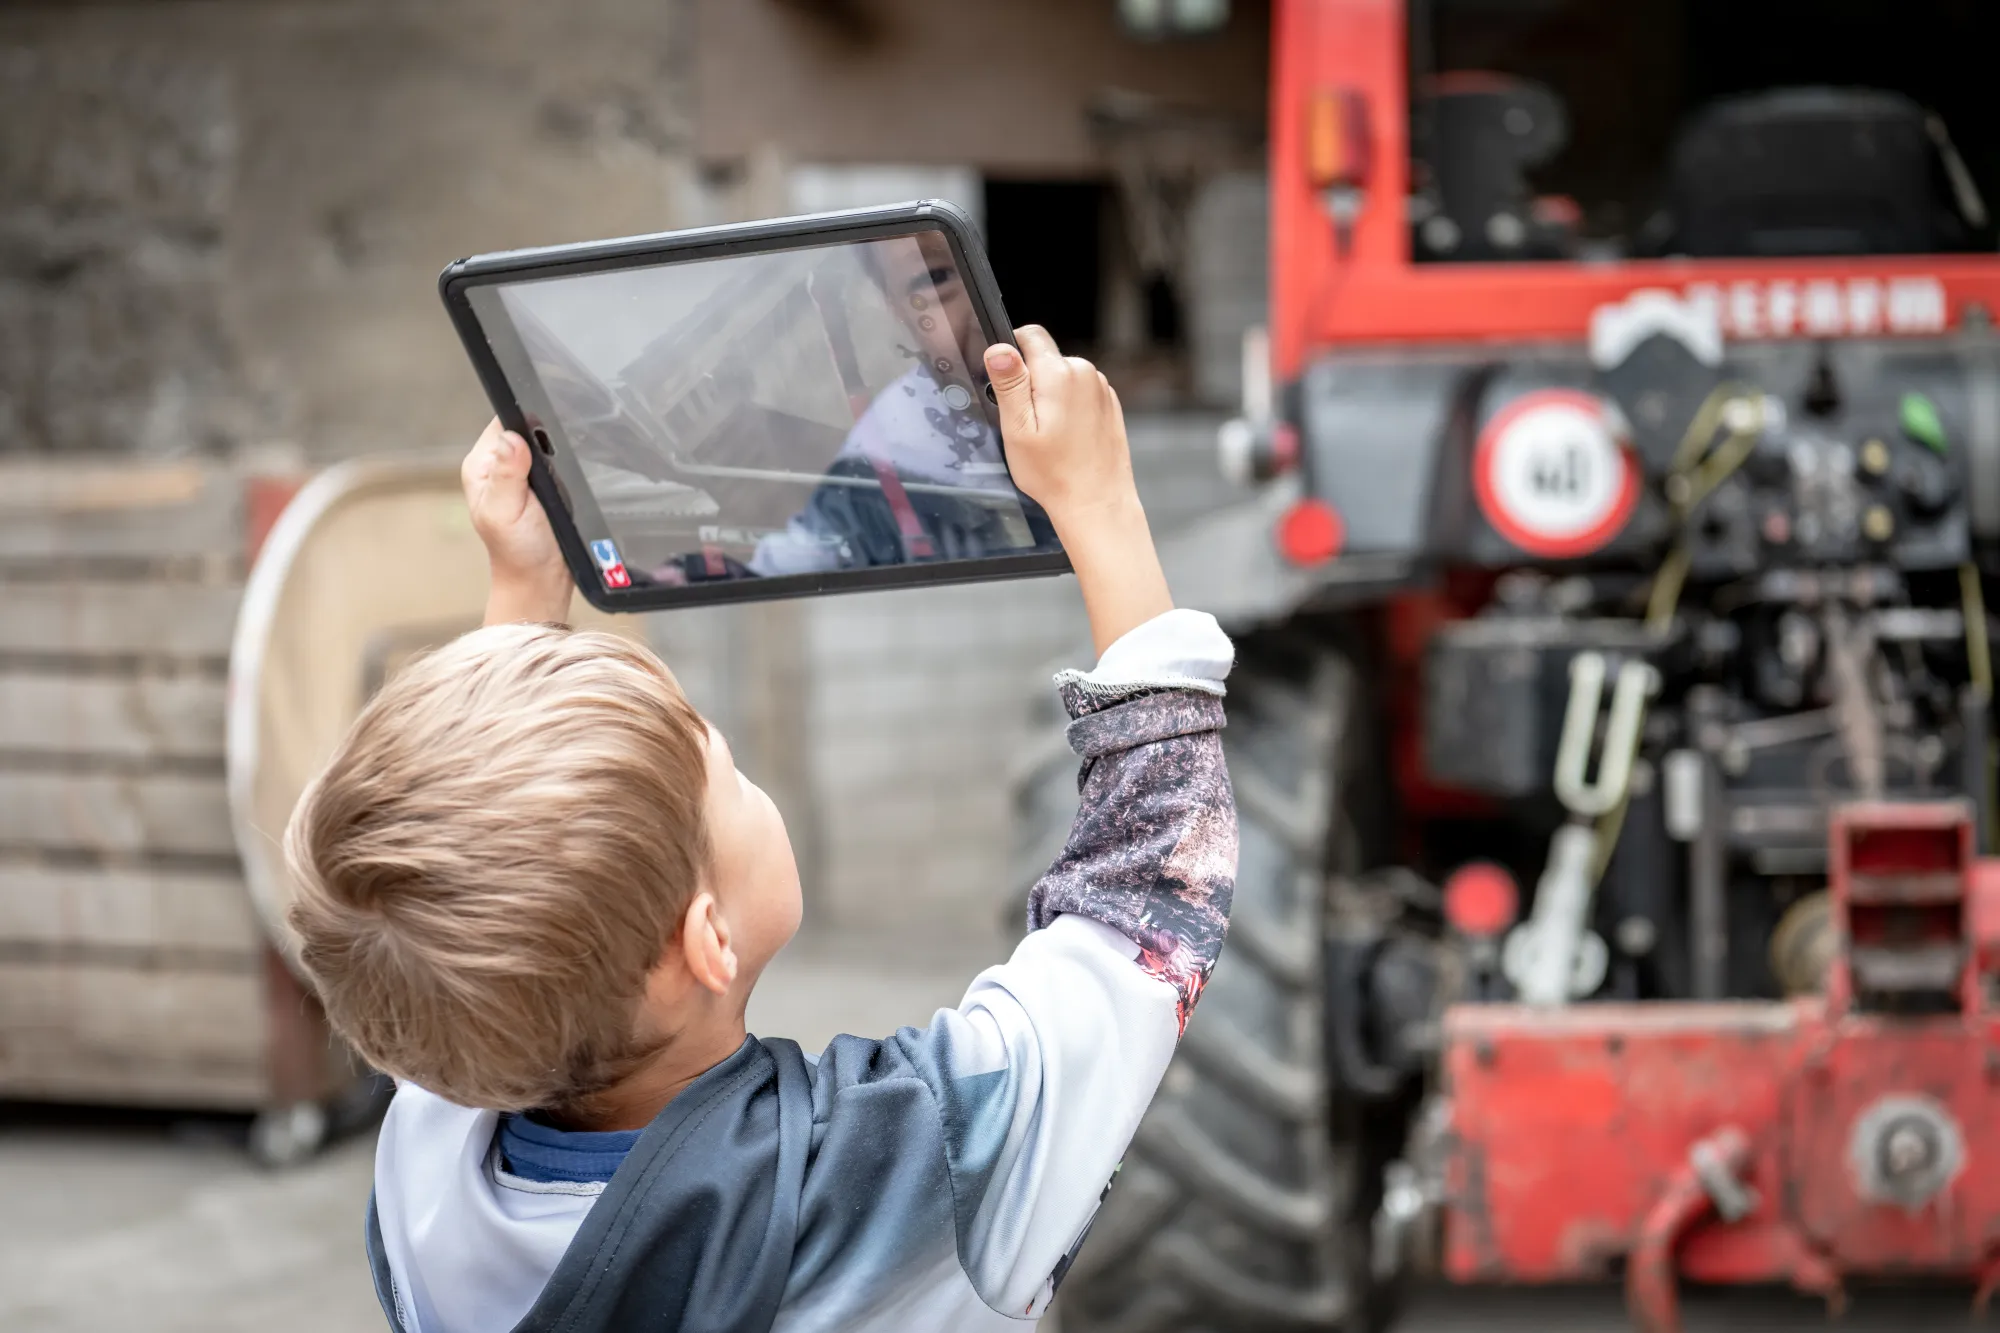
1644, 87, 1988, 259
1411, 72, 1577, 263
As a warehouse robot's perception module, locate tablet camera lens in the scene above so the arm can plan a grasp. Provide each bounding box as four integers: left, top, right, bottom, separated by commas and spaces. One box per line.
531, 428, 556, 457
942, 384, 974, 411
910, 294, 929, 311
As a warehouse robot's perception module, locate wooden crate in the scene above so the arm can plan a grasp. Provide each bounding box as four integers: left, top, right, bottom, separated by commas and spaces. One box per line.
0, 458, 347, 1115
1, 455, 646, 1139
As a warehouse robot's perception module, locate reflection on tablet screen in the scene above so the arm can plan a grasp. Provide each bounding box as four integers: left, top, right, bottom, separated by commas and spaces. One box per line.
469, 232, 1050, 592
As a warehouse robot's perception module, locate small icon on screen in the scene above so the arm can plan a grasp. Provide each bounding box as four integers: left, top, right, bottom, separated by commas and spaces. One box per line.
602, 563, 632, 590
588, 539, 622, 570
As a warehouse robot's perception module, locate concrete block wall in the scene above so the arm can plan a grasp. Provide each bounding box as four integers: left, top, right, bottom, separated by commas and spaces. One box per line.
1187, 169, 1271, 410
801, 574, 1087, 931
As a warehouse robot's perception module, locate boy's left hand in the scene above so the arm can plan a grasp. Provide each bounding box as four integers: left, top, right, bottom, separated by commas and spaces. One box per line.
462, 417, 573, 625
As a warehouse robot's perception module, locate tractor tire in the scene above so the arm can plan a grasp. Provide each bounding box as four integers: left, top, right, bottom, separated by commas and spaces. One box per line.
1011, 635, 1368, 1332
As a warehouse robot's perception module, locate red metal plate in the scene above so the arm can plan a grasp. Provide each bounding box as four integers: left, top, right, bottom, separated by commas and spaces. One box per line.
1441, 1002, 1802, 1283
1441, 999, 2000, 1287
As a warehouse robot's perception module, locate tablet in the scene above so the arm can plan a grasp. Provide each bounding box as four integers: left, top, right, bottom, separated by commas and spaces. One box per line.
439, 201, 1069, 612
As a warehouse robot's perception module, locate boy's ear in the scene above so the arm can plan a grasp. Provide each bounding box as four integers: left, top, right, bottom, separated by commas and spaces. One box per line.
677, 891, 739, 996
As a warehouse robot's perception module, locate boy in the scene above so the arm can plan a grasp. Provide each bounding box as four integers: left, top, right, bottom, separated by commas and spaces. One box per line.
286, 327, 1237, 1333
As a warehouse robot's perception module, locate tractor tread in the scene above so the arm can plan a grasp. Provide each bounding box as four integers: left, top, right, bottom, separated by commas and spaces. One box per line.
1220, 890, 1319, 990
1156, 1230, 1351, 1327
1178, 1009, 1320, 1122
1134, 1103, 1332, 1238
1230, 762, 1329, 862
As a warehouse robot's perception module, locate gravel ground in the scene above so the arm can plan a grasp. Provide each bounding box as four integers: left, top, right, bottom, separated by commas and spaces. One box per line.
2, 925, 1990, 1332
0, 926, 1001, 1333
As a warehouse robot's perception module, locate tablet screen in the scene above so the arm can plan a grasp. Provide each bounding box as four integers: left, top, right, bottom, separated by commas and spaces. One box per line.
466, 230, 1053, 593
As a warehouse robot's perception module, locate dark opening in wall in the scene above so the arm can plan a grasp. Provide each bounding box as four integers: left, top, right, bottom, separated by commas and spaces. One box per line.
1143, 273, 1183, 346
980, 179, 1110, 354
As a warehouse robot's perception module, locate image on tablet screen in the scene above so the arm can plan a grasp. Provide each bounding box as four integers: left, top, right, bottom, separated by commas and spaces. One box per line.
475, 233, 1051, 590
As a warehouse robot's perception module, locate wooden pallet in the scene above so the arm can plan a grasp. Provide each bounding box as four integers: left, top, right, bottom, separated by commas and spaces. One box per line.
0, 458, 350, 1116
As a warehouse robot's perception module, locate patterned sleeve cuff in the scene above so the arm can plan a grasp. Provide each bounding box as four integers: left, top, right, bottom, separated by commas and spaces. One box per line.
1060, 690, 1227, 760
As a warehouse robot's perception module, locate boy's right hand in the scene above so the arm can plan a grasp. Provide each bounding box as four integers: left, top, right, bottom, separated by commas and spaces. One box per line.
984, 329, 1172, 656
462, 417, 574, 626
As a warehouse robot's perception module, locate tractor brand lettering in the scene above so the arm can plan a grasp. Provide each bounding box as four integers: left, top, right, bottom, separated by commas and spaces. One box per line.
1474, 390, 1639, 559
1683, 276, 1948, 340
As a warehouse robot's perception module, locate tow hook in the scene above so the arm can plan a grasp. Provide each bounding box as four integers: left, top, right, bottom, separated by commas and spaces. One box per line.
1626, 1127, 1756, 1333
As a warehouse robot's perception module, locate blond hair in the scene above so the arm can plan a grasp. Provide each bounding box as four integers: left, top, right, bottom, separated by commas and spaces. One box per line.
285, 622, 711, 1112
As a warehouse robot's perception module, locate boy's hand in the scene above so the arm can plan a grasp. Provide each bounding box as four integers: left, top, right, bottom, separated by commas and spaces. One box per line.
983, 327, 1137, 526
462, 418, 574, 626
984, 329, 1171, 656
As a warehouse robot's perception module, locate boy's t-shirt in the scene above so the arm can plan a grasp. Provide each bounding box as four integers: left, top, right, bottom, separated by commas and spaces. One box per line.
367, 608, 1237, 1333
495, 1114, 639, 1184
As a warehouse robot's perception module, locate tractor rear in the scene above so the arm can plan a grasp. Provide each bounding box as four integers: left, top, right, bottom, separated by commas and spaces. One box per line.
1031, 1, 2000, 1327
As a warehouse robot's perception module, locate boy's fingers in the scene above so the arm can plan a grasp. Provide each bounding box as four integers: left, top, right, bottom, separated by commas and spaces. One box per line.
984, 343, 1029, 395
983, 343, 1038, 437
464, 417, 505, 487
462, 420, 540, 532
486, 432, 537, 524
494, 431, 531, 479
1106, 381, 1131, 443
1013, 324, 1064, 373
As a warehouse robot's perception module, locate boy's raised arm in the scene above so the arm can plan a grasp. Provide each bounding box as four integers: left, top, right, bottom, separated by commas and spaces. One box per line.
790, 334, 1236, 1325
983, 324, 1235, 1018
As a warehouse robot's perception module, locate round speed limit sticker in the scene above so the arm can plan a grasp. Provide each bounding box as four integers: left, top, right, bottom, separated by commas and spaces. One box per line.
1473, 389, 1638, 558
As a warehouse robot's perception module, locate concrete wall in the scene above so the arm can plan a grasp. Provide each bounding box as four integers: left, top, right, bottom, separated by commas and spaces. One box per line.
695, 0, 1268, 173
1, 0, 700, 462
1, 1, 1260, 937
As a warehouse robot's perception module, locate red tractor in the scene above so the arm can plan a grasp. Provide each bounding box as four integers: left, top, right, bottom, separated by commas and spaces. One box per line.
1020, 1, 2000, 1328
